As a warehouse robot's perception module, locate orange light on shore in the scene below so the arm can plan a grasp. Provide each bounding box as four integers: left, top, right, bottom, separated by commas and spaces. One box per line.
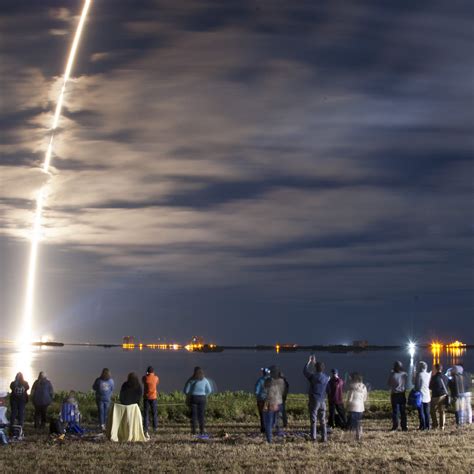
275, 344, 280, 354
431, 341, 443, 365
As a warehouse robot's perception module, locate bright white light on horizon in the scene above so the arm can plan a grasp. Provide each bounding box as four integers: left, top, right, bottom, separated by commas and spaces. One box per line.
407, 340, 416, 359
18, 0, 92, 347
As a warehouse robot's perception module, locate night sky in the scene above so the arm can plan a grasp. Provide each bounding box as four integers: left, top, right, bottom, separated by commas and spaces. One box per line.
1, 0, 473, 345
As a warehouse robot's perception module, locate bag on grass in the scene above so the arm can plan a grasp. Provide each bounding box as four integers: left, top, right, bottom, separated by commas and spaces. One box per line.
50, 418, 65, 435
9, 425, 23, 440
408, 389, 422, 408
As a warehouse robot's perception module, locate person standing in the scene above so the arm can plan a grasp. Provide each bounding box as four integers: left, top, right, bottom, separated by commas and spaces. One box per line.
279, 370, 290, 429
460, 365, 472, 425
183, 367, 212, 436
9, 372, 29, 428
429, 363, 449, 430
345, 373, 368, 441
254, 368, 270, 433
303, 355, 330, 442
413, 361, 431, 430
31, 371, 54, 430
262, 366, 286, 443
92, 368, 115, 430
388, 361, 408, 431
327, 368, 347, 429
449, 366, 466, 425
142, 366, 160, 436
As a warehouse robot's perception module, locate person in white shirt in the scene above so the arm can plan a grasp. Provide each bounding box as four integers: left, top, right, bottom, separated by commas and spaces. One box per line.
345, 373, 368, 441
413, 361, 431, 430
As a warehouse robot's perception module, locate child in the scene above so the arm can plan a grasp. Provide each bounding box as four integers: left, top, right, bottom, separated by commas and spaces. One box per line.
60, 391, 83, 433
345, 373, 368, 441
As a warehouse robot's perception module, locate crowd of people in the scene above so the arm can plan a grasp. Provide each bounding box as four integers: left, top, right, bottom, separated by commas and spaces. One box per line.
2, 356, 472, 443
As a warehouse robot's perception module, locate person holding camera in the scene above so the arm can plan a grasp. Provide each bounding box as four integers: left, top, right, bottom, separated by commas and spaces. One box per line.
303, 355, 330, 442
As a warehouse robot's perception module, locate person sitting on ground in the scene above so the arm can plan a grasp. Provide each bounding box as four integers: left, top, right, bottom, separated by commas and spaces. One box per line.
388, 361, 408, 431
59, 391, 83, 434
303, 355, 330, 442
93, 368, 114, 430
183, 367, 212, 437
345, 373, 368, 441
142, 366, 160, 437
9, 372, 29, 428
254, 368, 270, 433
262, 366, 286, 443
429, 363, 449, 430
413, 361, 431, 430
327, 368, 347, 429
31, 371, 54, 430
119, 372, 143, 406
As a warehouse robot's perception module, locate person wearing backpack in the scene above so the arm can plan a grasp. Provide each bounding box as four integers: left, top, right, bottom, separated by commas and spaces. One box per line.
429, 363, 449, 430
9, 372, 29, 428
413, 361, 431, 430
31, 371, 54, 430
92, 368, 115, 430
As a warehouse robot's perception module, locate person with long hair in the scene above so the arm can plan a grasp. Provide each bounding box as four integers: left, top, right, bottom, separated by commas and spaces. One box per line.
183, 367, 212, 436
93, 368, 115, 430
345, 373, 368, 441
119, 372, 142, 406
9, 372, 29, 427
31, 371, 54, 430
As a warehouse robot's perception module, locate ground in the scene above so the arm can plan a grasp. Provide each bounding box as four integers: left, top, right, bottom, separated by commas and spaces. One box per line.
1, 420, 473, 473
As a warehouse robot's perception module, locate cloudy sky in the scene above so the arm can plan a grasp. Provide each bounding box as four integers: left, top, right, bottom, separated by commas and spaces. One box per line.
1, 0, 473, 345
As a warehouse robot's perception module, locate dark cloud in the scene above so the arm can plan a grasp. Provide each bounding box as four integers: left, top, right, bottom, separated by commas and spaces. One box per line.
1, 0, 473, 343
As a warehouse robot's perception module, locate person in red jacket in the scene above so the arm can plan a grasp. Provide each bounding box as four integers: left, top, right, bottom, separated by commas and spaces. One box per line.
142, 366, 159, 436
326, 369, 347, 428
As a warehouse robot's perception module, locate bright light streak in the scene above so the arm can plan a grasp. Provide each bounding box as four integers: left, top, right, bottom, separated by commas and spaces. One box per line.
18, 0, 92, 347
407, 340, 416, 359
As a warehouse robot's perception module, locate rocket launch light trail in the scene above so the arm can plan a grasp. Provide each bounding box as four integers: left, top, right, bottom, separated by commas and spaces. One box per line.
19, 0, 92, 345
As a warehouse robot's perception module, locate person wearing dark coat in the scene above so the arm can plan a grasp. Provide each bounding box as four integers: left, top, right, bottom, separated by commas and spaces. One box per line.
31, 371, 54, 429
119, 373, 143, 405
9, 372, 29, 427
327, 368, 347, 428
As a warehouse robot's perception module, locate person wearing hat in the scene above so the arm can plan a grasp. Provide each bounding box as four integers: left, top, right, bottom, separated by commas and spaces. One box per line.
142, 366, 160, 436
255, 368, 270, 433
327, 368, 347, 429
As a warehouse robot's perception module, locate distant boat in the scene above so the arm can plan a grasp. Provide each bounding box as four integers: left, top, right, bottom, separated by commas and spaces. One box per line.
32, 341, 64, 347
193, 344, 224, 353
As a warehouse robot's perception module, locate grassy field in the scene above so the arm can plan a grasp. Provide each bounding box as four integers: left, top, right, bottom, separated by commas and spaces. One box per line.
1, 392, 473, 472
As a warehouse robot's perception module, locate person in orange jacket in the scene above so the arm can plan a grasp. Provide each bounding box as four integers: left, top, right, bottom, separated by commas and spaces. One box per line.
142, 366, 159, 436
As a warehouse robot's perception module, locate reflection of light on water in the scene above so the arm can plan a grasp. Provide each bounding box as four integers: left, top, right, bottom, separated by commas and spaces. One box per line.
431, 342, 443, 366
430, 341, 467, 367
8, 344, 36, 389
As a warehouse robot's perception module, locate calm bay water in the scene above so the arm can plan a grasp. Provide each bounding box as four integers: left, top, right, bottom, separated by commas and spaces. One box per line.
0, 345, 471, 394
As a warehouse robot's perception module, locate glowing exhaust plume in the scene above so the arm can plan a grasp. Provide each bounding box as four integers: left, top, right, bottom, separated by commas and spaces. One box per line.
19, 0, 92, 346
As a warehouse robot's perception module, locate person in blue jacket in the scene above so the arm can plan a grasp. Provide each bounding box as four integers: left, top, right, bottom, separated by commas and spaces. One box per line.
184, 367, 212, 436
303, 355, 330, 442
255, 368, 270, 433
92, 368, 115, 430
31, 371, 54, 430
